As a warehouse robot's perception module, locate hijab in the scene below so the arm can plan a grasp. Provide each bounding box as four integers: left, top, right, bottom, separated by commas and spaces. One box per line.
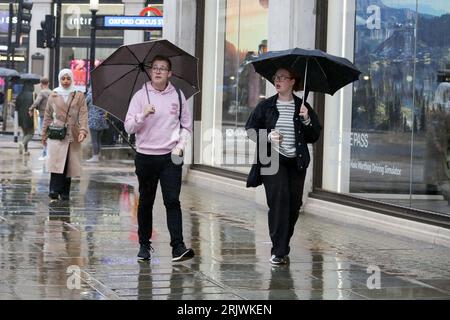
53, 68, 76, 103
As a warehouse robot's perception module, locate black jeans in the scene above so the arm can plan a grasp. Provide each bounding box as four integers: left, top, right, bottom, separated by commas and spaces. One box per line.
49, 153, 71, 198
262, 154, 307, 257
90, 129, 102, 155
135, 152, 184, 249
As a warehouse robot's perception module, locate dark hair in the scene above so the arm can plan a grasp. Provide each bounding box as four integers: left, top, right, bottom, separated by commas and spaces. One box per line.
150, 55, 172, 71
40, 77, 49, 85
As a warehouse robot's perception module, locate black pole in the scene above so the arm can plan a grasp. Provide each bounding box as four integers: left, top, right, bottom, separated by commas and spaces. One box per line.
10, 1, 16, 70
85, 45, 89, 93
89, 8, 98, 88
3, 3, 13, 132
6, 2, 13, 69
54, 0, 62, 86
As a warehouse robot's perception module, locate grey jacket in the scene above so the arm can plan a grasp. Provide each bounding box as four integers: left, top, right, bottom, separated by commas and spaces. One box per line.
29, 88, 52, 114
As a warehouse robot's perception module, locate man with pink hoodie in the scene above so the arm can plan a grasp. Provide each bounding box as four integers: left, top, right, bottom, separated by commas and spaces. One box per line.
125, 55, 194, 262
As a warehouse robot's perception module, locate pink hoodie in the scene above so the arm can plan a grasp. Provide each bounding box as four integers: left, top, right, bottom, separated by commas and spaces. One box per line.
124, 82, 192, 155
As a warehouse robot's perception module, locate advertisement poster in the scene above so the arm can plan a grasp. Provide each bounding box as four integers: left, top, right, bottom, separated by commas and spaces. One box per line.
350, 0, 450, 194
70, 59, 102, 92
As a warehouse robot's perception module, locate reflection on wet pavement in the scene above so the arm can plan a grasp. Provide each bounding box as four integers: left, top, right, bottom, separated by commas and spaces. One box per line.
0, 138, 450, 300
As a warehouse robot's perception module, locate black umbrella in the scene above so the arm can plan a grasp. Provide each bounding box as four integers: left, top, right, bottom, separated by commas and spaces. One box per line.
91, 39, 199, 122
0, 67, 19, 78
19, 73, 41, 81
250, 48, 361, 97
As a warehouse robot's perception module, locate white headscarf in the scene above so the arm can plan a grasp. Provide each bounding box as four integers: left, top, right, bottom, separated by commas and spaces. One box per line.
54, 68, 76, 103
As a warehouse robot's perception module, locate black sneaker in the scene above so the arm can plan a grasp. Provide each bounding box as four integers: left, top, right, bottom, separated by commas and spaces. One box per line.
172, 246, 195, 262
269, 255, 288, 265
60, 194, 70, 201
49, 192, 59, 200
137, 244, 153, 261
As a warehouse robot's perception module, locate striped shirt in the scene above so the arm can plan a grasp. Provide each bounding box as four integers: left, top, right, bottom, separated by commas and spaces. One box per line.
274, 100, 297, 158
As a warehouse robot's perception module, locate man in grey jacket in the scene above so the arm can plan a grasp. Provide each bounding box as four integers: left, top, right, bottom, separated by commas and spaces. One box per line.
29, 77, 52, 160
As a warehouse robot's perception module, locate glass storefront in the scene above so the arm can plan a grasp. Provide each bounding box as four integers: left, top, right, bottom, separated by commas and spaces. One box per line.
59, 3, 124, 92
323, 0, 450, 216
200, 0, 268, 172
0, 2, 28, 72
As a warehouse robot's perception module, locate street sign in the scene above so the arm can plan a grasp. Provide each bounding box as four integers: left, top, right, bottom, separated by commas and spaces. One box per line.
101, 16, 163, 30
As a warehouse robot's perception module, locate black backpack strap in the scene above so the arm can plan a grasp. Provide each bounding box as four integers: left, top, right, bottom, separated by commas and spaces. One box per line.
175, 86, 183, 129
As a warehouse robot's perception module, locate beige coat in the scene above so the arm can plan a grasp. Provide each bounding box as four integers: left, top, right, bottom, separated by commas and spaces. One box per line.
42, 91, 88, 177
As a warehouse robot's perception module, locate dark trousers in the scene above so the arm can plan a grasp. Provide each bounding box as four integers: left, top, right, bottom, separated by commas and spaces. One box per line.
135, 152, 184, 249
90, 129, 102, 155
49, 154, 71, 198
262, 154, 307, 257
22, 127, 34, 151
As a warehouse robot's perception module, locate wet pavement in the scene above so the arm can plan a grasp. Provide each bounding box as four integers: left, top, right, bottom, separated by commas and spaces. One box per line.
1, 135, 450, 300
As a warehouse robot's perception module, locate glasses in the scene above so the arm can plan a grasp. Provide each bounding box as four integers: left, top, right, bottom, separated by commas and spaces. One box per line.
272, 75, 292, 82
151, 67, 169, 73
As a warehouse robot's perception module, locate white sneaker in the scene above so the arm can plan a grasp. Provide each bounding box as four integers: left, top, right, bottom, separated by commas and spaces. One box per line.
38, 155, 47, 161
86, 155, 99, 163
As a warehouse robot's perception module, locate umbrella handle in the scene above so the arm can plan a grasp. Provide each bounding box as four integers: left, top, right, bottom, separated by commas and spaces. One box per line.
302, 59, 308, 101
300, 59, 308, 120
144, 81, 151, 104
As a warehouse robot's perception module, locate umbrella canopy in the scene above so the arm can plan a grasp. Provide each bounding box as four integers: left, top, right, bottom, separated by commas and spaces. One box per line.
19, 73, 42, 81
0, 67, 20, 78
91, 39, 199, 122
250, 48, 361, 96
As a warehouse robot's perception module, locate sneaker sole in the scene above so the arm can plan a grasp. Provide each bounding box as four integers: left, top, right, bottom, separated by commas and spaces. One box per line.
269, 258, 288, 265
270, 261, 287, 266
137, 254, 151, 261
172, 249, 194, 262
137, 256, 151, 261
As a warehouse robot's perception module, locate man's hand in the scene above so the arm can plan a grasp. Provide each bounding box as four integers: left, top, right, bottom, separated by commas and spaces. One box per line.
143, 104, 156, 117
78, 133, 86, 143
28, 110, 34, 117
171, 147, 183, 157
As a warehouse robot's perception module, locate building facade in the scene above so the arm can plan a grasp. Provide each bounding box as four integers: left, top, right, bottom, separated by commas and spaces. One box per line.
163, 0, 450, 238
0, 0, 162, 90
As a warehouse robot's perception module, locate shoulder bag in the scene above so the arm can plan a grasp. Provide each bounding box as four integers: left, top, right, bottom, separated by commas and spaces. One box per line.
47, 91, 76, 140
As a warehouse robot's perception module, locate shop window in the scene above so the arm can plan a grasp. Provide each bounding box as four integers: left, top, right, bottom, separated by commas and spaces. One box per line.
343, 0, 450, 215
201, 0, 268, 172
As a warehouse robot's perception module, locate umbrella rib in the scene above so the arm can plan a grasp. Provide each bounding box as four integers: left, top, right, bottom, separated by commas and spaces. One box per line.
101, 66, 140, 92
126, 70, 145, 109
125, 46, 144, 65
142, 41, 160, 66
313, 57, 328, 80
100, 63, 144, 66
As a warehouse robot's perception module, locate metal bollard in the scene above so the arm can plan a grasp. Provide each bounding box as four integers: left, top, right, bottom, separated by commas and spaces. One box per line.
13, 109, 18, 143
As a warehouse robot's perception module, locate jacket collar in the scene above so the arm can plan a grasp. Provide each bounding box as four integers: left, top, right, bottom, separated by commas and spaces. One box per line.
51, 91, 76, 107
265, 93, 304, 108
143, 81, 175, 95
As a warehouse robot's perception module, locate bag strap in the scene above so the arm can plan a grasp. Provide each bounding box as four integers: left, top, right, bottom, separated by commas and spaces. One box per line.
62, 91, 77, 125
175, 86, 183, 129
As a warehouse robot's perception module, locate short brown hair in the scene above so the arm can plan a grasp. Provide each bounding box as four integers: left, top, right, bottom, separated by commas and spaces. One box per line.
150, 55, 172, 71
285, 69, 303, 92
40, 77, 49, 85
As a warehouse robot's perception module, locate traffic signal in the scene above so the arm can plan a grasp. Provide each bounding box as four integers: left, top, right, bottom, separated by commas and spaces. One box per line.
16, 1, 33, 36
37, 15, 55, 48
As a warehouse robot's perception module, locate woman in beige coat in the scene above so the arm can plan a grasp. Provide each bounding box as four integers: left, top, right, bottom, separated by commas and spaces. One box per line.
42, 69, 88, 201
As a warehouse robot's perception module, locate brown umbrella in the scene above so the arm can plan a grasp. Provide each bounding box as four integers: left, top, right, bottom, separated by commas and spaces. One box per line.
91, 39, 199, 122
